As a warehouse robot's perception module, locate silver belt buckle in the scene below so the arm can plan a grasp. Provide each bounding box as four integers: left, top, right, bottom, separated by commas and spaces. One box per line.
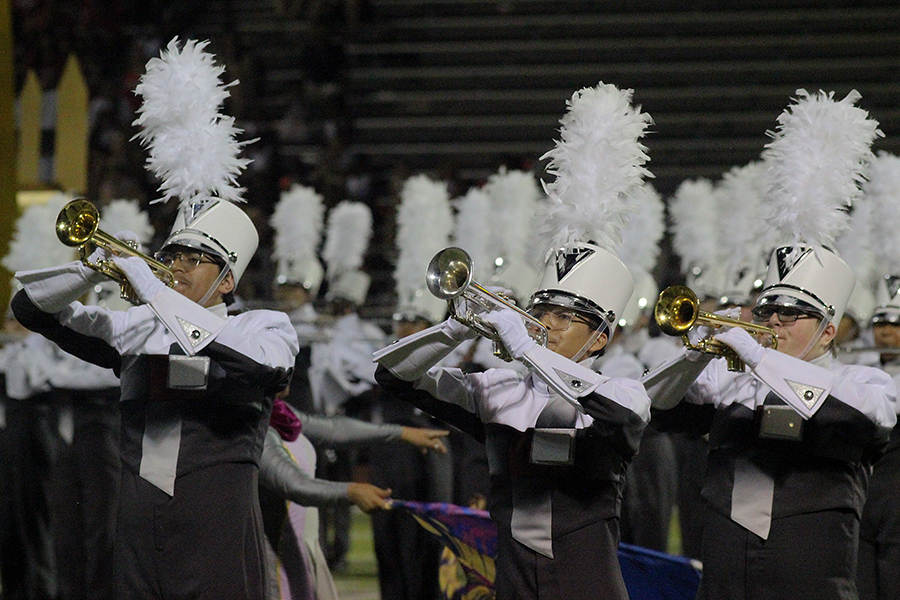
759, 405, 803, 440
167, 355, 210, 390
530, 428, 575, 465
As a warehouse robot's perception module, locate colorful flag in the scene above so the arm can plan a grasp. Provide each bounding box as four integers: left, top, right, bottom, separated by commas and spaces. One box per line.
391, 500, 702, 600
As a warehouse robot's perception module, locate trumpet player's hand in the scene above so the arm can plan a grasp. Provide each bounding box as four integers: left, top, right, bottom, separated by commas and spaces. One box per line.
686, 307, 741, 345
482, 308, 535, 361
83, 230, 143, 284
112, 256, 166, 304
713, 327, 767, 369
113, 230, 142, 254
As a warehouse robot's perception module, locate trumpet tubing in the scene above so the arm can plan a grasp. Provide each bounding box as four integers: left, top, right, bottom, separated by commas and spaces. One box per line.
426, 247, 548, 361
654, 285, 778, 371
56, 199, 176, 304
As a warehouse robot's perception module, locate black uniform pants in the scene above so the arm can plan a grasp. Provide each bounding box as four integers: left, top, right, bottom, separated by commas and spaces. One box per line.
857, 444, 900, 600
115, 462, 267, 600
495, 515, 628, 600
52, 394, 121, 600
1, 398, 59, 600
700, 507, 859, 600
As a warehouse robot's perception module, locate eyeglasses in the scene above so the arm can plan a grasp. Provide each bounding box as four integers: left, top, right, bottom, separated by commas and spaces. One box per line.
528, 306, 594, 332
751, 306, 818, 326
154, 250, 218, 270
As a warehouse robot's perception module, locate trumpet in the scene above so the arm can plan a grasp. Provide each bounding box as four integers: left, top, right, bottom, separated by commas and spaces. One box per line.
56, 199, 176, 305
654, 285, 778, 372
426, 247, 548, 362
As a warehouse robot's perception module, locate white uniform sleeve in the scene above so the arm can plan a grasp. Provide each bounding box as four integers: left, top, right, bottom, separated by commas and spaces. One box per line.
212, 310, 299, 370
752, 351, 896, 426
373, 320, 468, 381
17, 262, 101, 314
640, 348, 713, 409
144, 287, 227, 355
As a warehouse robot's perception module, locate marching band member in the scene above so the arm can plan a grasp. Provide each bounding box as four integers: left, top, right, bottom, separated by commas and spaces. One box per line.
259, 398, 448, 600
368, 172, 455, 600
601, 182, 678, 553
643, 90, 895, 600
12, 39, 299, 599
373, 82, 653, 599
270, 183, 328, 415
856, 151, 900, 600
308, 200, 385, 570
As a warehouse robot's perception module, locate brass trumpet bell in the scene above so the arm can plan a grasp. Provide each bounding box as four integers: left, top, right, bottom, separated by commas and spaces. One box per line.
56, 200, 176, 305
426, 247, 548, 362
654, 285, 778, 372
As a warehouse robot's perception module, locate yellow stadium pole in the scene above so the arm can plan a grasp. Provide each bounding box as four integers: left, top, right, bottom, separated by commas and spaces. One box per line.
16, 70, 41, 187
0, 0, 17, 312
54, 54, 89, 194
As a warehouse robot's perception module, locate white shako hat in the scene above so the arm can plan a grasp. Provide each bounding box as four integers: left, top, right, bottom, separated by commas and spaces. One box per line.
394, 174, 453, 324
755, 89, 881, 327
846, 279, 876, 325
161, 200, 258, 285
132, 38, 258, 286
756, 246, 855, 326
715, 160, 772, 308
322, 201, 373, 306
532, 243, 634, 335
618, 268, 658, 329
872, 275, 900, 324
276, 256, 323, 296
865, 152, 900, 325
395, 287, 446, 325
270, 183, 325, 295
617, 182, 664, 328
532, 82, 652, 337
328, 269, 371, 306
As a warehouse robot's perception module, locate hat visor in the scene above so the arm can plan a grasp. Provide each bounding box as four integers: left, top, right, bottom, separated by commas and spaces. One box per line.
755, 292, 825, 319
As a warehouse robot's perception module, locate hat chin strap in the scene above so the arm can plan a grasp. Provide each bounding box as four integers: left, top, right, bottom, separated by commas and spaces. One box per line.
570, 325, 605, 363
199, 264, 232, 307
797, 316, 830, 361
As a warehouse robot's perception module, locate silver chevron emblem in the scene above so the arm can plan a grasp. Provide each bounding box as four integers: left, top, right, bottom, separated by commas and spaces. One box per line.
785, 379, 825, 409
553, 368, 585, 392
177, 317, 212, 348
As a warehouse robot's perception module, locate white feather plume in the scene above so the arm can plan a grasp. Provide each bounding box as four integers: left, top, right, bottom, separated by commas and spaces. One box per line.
451, 186, 494, 282
715, 161, 772, 285
864, 152, 900, 275
483, 167, 546, 299
132, 37, 252, 207
668, 178, 720, 276
762, 89, 882, 252
539, 82, 653, 254
100, 199, 155, 246
484, 168, 543, 270
836, 200, 876, 288
395, 174, 453, 306
270, 184, 325, 267
3, 193, 77, 273
322, 201, 372, 280
619, 182, 664, 275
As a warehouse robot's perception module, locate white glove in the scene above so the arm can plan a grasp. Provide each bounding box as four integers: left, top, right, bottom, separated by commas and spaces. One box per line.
83, 230, 143, 284
455, 286, 515, 318
444, 317, 478, 342
482, 309, 536, 361
686, 307, 740, 346
112, 256, 166, 304
713, 327, 767, 369
112, 230, 143, 254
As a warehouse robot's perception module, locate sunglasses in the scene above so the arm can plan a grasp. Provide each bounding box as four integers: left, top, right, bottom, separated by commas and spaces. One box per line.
751, 306, 818, 325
